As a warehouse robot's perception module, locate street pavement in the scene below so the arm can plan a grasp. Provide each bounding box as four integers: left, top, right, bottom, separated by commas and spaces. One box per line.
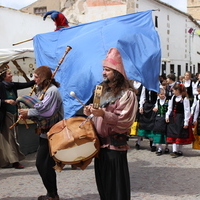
1, 137, 200, 200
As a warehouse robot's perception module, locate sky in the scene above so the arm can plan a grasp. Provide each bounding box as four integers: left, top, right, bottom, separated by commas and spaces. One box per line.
0, 0, 37, 9
160, 0, 187, 12
0, 0, 187, 12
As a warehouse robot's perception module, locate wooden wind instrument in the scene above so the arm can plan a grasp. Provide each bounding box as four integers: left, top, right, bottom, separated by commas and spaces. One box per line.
39, 45, 72, 100
12, 38, 33, 46
9, 45, 72, 129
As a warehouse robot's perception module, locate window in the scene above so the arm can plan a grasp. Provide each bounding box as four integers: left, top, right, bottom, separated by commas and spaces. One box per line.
167, 44, 169, 50
162, 63, 166, 75
177, 65, 181, 78
34, 7, 47, 15
167, 15, 169, 21
155, 16, 158, 28
186, 63, 188, 72
198, 63, 200, 73
170, 64, 174, 73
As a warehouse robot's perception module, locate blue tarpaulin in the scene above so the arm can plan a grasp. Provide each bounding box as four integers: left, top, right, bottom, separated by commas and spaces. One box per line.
33, 10, 161, 118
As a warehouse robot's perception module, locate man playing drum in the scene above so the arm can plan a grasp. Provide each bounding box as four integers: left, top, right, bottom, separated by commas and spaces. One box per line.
20, 66, 64, 200
84, 48, 138, 200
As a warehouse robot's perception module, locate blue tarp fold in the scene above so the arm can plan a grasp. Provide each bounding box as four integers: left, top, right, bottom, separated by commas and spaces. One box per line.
33, 10, 161, 118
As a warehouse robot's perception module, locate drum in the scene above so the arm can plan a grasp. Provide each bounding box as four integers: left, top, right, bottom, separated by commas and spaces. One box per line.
47, 116, 100, 171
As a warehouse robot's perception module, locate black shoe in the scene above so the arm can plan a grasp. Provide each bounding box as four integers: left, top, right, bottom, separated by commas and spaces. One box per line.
156, 150, 162, 156
164, 148, 170, 154
135, 143, 140, 150
170, 152, 177, 157
177, 151, 183, 156
151, 146, 157, 152
12, 162, 24, 169
171, 151, 183, 158
38, 195, 59, 200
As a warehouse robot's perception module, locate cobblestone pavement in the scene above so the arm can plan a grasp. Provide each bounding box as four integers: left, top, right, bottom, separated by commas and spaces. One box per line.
1, 137, 200, 200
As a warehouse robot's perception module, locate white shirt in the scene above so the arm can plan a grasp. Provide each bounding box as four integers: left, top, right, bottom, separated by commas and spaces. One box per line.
184, 80, 195, 95
193, 98, 200, 123
193, 80, 200, 95
191, 94, 200, 115
133, 81, 141, 90
165, 95, 190, 126
154, 97, 166, 109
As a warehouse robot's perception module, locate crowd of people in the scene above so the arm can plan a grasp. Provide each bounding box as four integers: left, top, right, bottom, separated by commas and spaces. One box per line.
2, 52, 200, 200
133, 71, 200, 158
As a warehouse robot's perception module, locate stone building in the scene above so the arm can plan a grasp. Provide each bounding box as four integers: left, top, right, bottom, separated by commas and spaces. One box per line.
21, 0, 60, 16
187, 0, 200, 21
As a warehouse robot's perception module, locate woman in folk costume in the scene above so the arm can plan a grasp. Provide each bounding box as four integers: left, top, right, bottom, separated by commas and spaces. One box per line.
191, 74, 200, 116
183, 71, 195, 107
166, 83, 193, 158
20, 66, 64, 200
136, 86, 157, 151
43, 10, 69, 31
84, 48, 138, 200
0, 65, 35, 168
192, 85, 200, 150
152, 88, 169, 155
166, 73, 176, 100
191, 85, 200, 117
193, 73, 200, 96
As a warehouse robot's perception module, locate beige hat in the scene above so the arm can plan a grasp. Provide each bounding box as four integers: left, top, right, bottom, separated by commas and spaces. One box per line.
102, 48, 127, 79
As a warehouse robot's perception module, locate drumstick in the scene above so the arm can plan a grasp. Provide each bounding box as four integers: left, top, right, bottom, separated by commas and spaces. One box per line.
70, 91, 86, 107
70, 91, 94, 128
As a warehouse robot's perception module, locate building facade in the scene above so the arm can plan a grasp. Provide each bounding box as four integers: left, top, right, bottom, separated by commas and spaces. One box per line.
21, 0, 60, 16
187, 0, 200, 21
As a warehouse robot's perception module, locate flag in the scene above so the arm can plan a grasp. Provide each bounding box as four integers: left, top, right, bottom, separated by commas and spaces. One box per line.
33, 10, 161, 118
188, 28, 195, 34
195, 30, 200, 35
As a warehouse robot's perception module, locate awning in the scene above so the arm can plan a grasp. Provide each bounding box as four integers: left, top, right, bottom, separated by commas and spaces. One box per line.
0, 48, 34, 64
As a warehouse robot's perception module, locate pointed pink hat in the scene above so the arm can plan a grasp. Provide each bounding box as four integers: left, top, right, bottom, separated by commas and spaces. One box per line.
102, 48, 128, 79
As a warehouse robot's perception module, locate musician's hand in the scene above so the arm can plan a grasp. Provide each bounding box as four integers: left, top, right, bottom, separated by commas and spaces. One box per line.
5, 99, 16, 105
166, 118, 169, 123
91, 107, 105, 118
139, 108, 143, 114
183, 125, 188, 129
153, 107, 158, 112
19, 109, 29, 119
83, 105, 92, 116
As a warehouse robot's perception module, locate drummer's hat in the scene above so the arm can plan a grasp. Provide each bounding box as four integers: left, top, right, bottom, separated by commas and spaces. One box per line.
103, 48, 128, 79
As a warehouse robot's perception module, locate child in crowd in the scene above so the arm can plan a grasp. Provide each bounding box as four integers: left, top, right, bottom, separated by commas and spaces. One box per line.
191, 85, 200, 116
152, 88, 169, 155
166, 73, 176, 100
183, 71, 195, 107
136, 86, 157, 151
165, 83, 192, 158
192, 86, 200, 149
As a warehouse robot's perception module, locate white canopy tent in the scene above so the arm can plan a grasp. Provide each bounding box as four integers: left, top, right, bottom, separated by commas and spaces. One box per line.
0, 48, 34, 64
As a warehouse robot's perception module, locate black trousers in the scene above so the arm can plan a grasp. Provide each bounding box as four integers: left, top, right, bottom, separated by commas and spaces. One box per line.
95, 148, 130, 200
36, 137, 58, 198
